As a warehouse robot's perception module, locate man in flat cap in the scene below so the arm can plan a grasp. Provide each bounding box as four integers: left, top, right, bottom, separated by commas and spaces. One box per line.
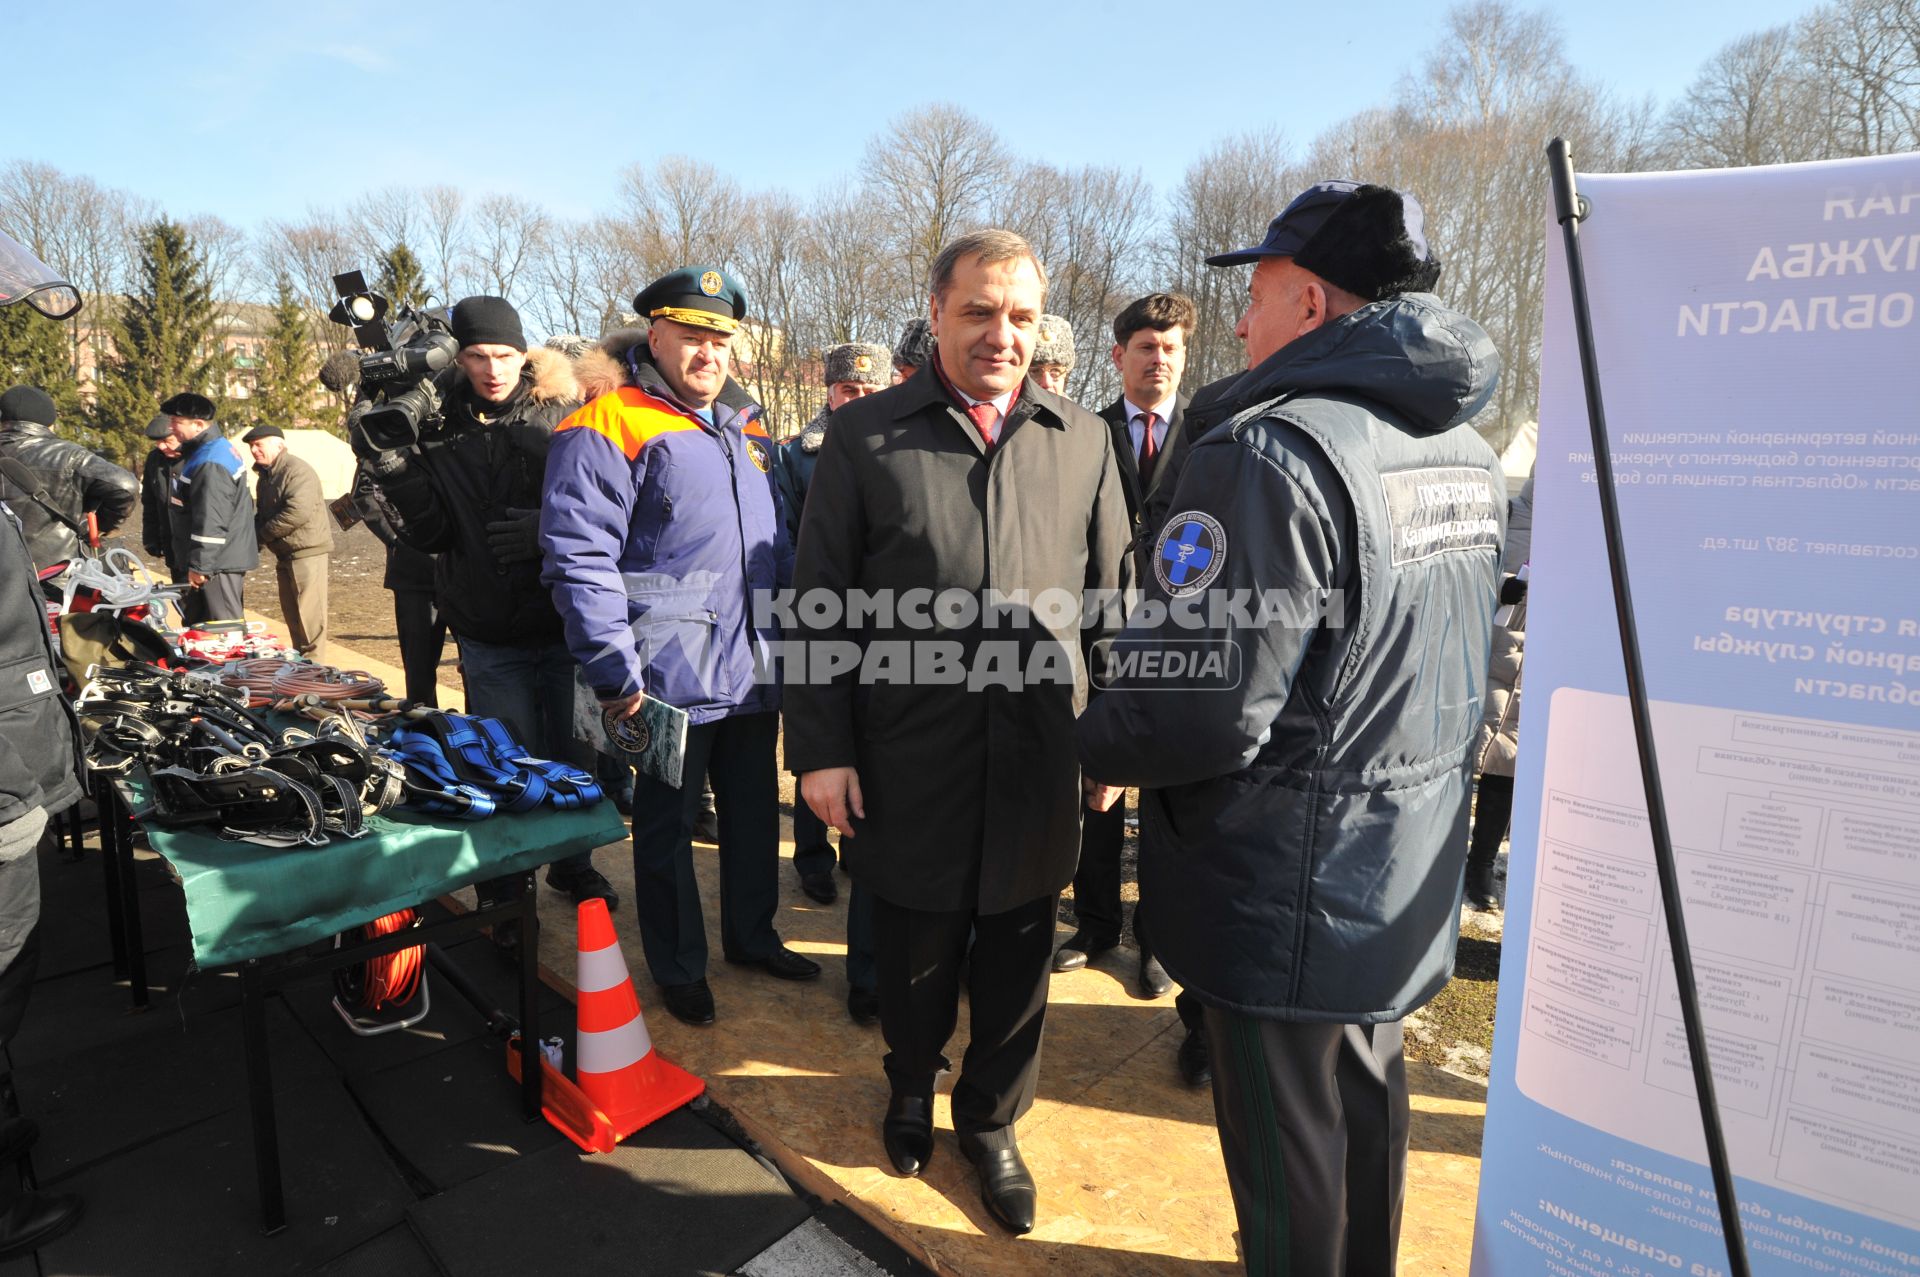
1078, 181, 1506, 1275
1028, 315, 1076, 396
890, 318, 932, 383
140, 414, 182, 580
0, 385, 136, 573
160, 392, 258, 625
786, 229, 1132, 1236
543, 266, 818, 1029
351, 294, 618, 919
772, 340, 889, 1023
243, 424, 331, 659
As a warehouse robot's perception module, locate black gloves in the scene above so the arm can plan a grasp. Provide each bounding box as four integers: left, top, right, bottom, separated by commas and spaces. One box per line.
1499, 573, 1529, 606
486, 508, 542, 565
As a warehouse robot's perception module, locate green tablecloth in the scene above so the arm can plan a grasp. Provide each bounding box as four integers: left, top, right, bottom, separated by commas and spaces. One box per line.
119, 774, 628, 968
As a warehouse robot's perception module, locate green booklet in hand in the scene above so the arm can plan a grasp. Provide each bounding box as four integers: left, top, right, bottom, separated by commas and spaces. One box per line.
573, 675, 689, 788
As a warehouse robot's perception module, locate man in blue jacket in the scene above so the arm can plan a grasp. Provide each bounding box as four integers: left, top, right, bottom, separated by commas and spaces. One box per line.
542, 267, 818, 1027
1078, 182, 1505, 1276
161, 392, 258, 626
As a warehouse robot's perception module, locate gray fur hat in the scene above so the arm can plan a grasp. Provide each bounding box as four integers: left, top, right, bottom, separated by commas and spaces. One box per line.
824, 342, 891, 388
892, 318, 933, 371
1033, 314, 1075, 370
543, 333, 595, 358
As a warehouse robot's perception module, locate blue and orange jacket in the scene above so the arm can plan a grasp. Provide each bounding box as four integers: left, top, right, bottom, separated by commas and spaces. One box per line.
540, 348, 790, 724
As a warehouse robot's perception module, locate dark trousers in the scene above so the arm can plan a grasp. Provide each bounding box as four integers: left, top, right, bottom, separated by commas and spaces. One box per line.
1468, 773, 1514, 869
870, 892, 1054, 1144
791, 795, 835, 878
0, 925, 39, 1051
1205, 1011, 1409, 1276
393, 589, 447, 707
1070, 795, 1127, 943
181, 571, 245, 627
629, 711, 781, 986
844, 881, 876, 993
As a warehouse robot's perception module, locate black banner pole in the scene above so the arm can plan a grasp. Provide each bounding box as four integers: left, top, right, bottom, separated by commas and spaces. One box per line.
1544, 136, 1752, 1277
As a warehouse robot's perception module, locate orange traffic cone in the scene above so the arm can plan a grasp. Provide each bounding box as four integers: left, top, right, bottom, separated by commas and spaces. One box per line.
574, 897, 704, 1145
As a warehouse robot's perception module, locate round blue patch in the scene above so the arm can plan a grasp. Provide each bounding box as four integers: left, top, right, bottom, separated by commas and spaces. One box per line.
1153, 511, 1226, 597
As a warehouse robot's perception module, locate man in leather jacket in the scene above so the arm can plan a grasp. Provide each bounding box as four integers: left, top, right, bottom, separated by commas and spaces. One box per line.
0, 386, 136, 571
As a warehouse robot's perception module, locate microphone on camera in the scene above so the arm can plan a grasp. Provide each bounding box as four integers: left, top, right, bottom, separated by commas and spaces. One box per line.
318, 350, 362, 394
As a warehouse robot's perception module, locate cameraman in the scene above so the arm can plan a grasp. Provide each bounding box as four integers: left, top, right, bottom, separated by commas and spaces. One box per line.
352, 296, 617, 913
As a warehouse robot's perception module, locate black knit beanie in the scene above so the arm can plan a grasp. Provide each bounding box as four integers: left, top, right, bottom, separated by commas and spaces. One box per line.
449, 296, 527, 352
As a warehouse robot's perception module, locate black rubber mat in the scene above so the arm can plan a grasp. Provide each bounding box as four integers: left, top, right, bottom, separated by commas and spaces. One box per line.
314, 1223, 443, 1276
36, 1078, 411, 1276
345, 1034, 564, 1192
18, 993, 335, 1182
408, 1109, 809, 1277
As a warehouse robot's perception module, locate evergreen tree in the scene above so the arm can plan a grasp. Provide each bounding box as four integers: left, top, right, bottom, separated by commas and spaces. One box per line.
377, 242, 432, 309
0, 306, 83, 423
249, 276, 316, 433
90, 219, 224, 464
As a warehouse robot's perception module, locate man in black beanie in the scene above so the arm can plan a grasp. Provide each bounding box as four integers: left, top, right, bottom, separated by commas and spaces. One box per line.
1079, 180, 1506, 1275
350, 295, 618, 921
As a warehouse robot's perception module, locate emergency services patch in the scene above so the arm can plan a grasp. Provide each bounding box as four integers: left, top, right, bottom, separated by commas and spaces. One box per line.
746, 437, 772, 473
1154, 511, 1226, 597
1379, 466, 1502, 566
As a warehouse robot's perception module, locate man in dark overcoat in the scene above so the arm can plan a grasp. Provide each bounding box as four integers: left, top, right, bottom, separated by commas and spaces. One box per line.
785, 229, 1132, 1237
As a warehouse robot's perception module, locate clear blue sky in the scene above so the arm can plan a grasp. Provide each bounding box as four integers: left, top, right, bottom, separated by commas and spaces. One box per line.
12, 0, 1819, 228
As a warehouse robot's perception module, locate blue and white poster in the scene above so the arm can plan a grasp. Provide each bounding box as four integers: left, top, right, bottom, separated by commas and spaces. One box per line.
1473, 152, 1920, 1277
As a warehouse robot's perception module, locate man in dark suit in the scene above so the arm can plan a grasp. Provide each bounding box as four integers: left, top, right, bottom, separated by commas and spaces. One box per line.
787, 229, 1133, 1236
1054, 294, 1198, 1015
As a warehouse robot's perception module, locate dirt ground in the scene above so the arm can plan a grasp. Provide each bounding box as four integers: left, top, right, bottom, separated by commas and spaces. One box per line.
150, 504, 1507, 1081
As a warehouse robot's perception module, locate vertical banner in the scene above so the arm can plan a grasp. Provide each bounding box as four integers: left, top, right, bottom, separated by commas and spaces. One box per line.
1473, 153, 1920, 1277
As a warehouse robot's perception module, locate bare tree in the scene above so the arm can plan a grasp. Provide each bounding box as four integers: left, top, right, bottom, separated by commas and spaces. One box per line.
468, 193, 550, 303
420, 185, 468, 304
998, 163, 1156, 405
1662, 27, 1827, 167
1798, 0, 1920, 157
1159, 129, 1300, 390
861, 105, 1011, 303
257, 213, 359, 360
732, 192, 813, 435
801, 180, 893, 347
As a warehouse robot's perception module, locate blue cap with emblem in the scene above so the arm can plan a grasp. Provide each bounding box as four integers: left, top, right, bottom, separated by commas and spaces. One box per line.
633, 266, 748, 334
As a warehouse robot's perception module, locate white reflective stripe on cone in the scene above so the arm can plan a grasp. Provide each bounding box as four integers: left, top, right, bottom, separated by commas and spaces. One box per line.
576, 942, 630, 994
577, 1018, 652, 1075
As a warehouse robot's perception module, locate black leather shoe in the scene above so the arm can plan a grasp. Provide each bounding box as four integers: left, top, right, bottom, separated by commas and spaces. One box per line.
882, 1095, 933, 1177
0, 1116, 39, 1165
728, 945, 822, 981
0, 1191, 83, 1262
959, 1135, 1037, 1235
659, 979, 716, 1026
1051, 930, 1117, 973
547, 864, 620, 912
1137, 951, 1173, 999
847, 986, 881, 1026
1465, 859, 1499, 911
799, 870, 838, 905
1178, 1027, 1213, 1088
693, 802, 720, 845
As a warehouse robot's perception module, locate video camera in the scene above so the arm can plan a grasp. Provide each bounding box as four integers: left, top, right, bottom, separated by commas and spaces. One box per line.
328, 270, 458, 453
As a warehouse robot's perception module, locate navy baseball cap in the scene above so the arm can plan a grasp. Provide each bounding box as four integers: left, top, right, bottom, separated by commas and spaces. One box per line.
1208, 181, 1368, 266
1207, 180, 1439, 302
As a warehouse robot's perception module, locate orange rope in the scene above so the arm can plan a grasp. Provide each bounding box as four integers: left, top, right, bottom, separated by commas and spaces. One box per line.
357, 909, 423, 1011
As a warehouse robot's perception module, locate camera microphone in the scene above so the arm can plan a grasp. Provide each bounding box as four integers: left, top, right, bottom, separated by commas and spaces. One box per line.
318, 349, 362, 394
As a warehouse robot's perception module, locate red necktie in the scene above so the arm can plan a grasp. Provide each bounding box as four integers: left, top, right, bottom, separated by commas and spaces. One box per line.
966, 400, 999, 448
1138, 411, 1159, 485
